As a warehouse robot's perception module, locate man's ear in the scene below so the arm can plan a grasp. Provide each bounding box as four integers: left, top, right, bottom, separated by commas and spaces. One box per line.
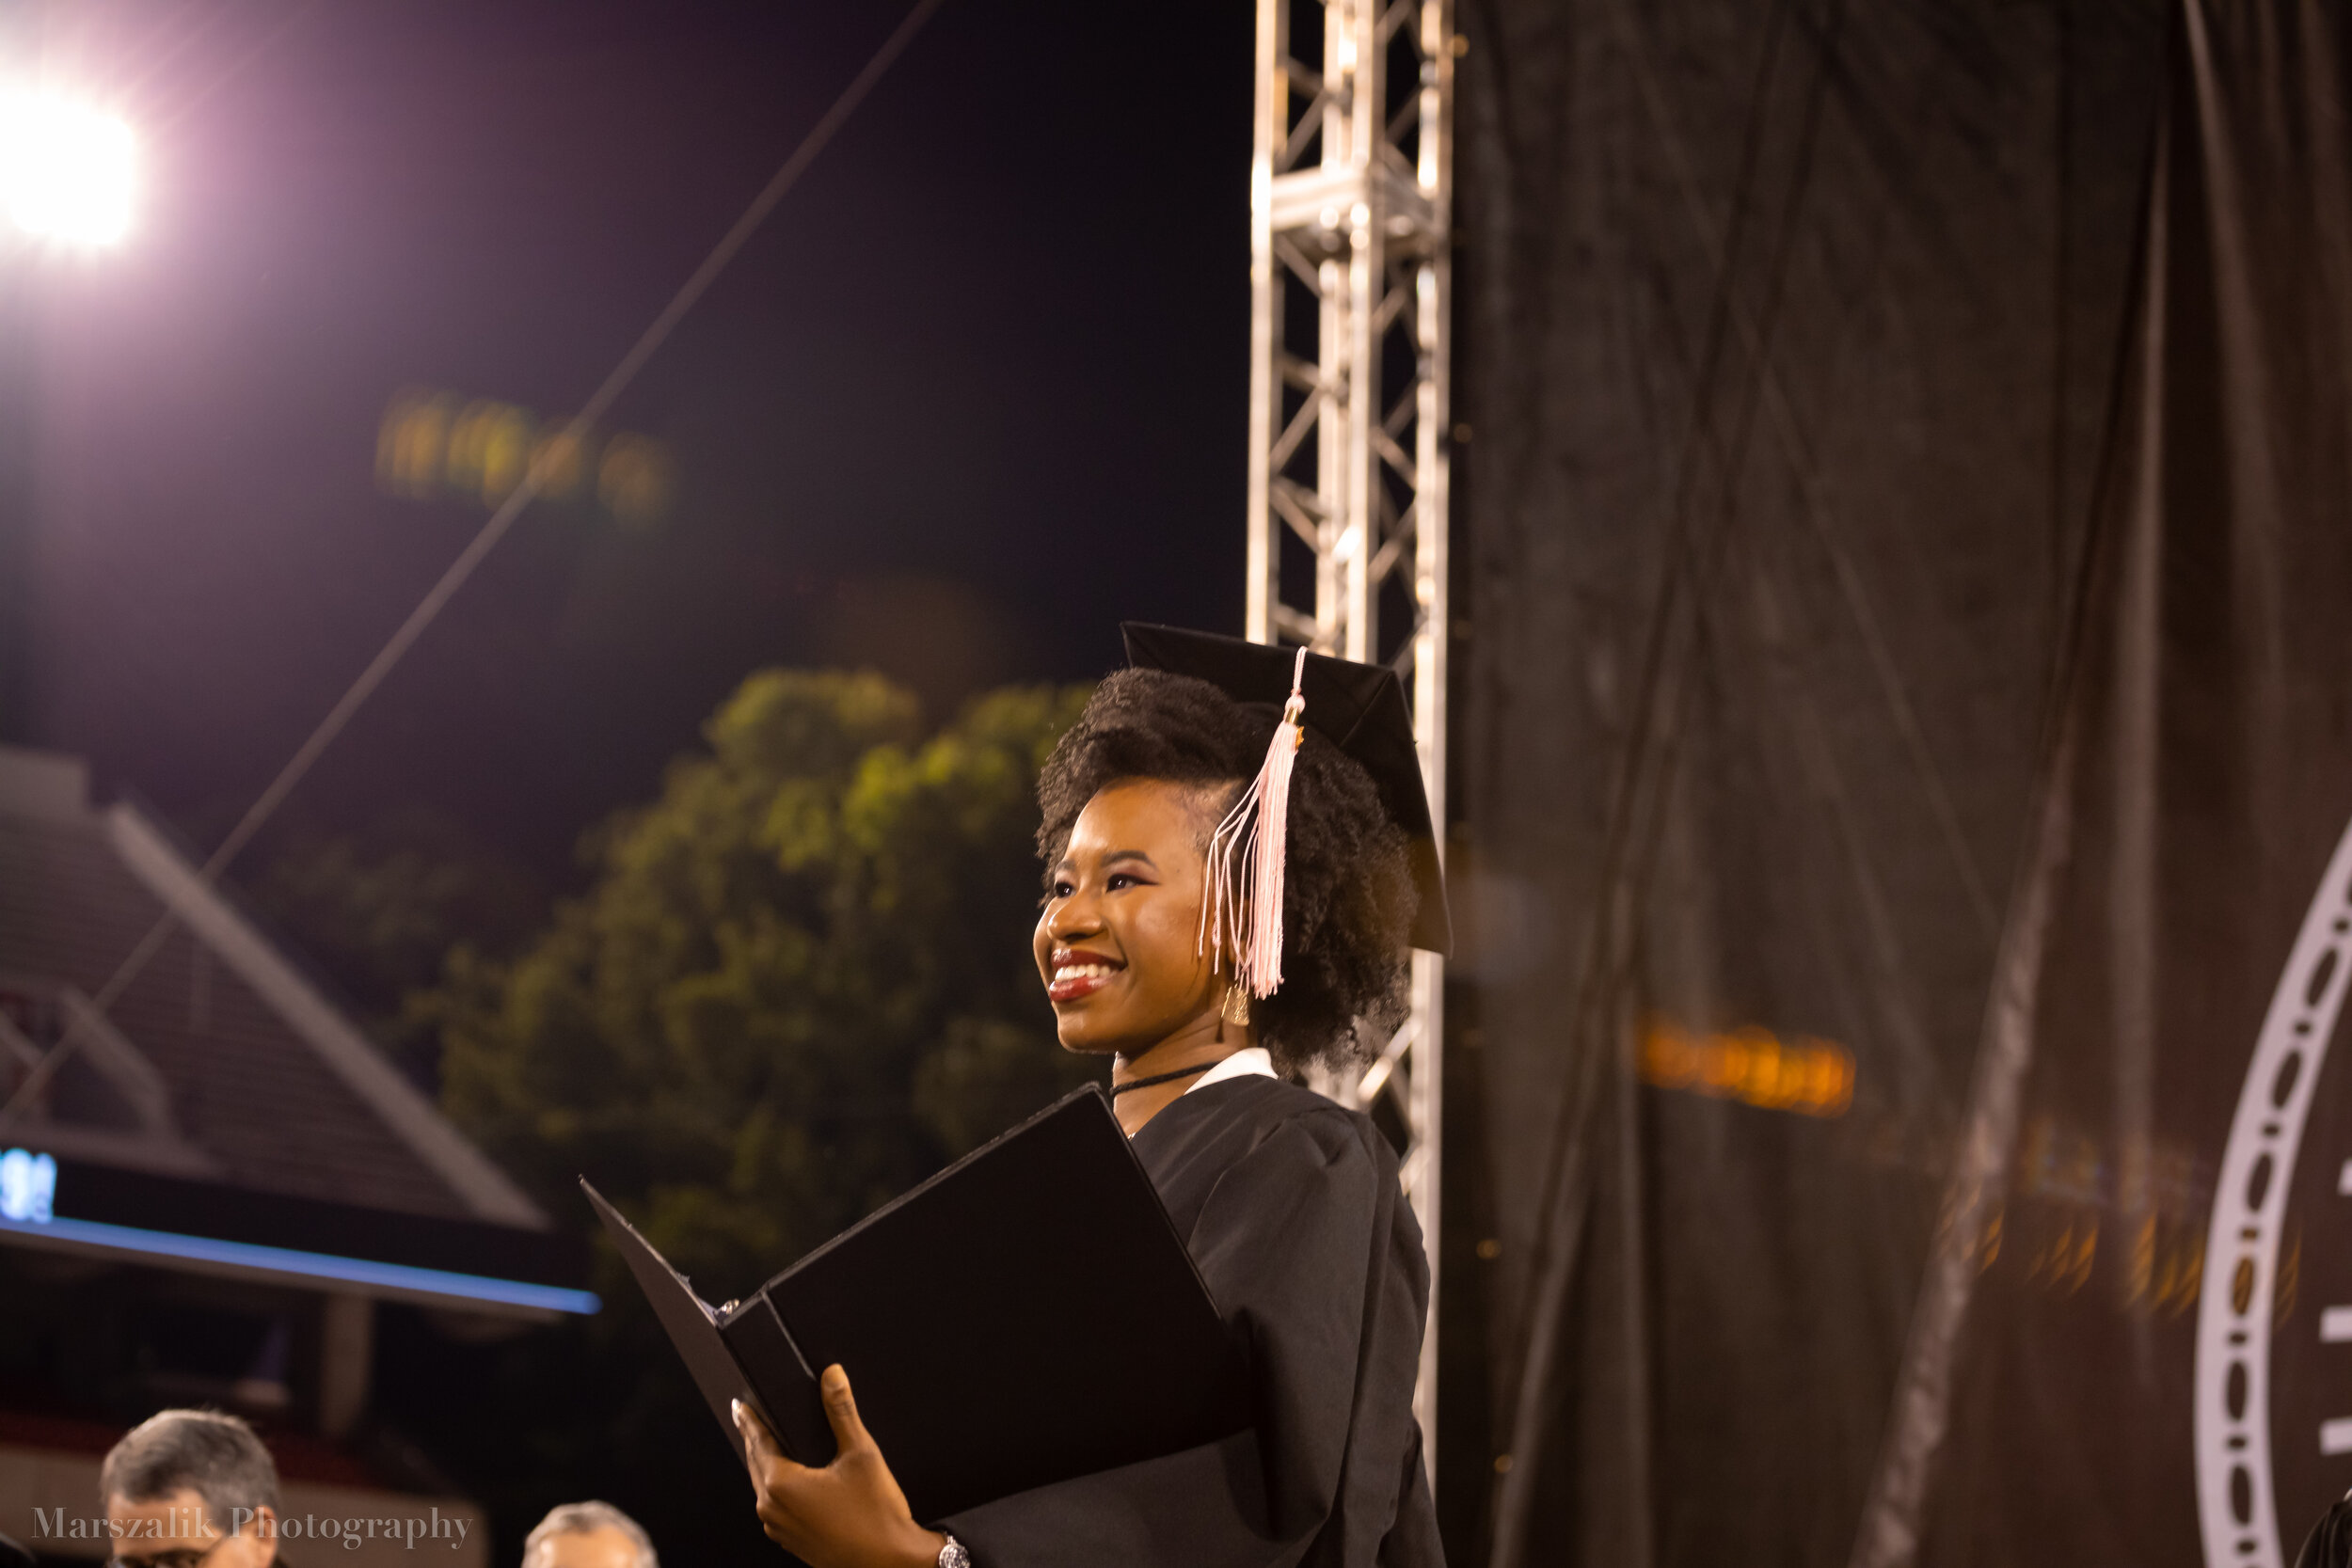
246, 1507, 278, 1567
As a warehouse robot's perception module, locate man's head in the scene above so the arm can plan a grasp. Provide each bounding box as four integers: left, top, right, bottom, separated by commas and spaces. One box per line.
100, 1411, 280, 1568
520, 1504, 655, 1568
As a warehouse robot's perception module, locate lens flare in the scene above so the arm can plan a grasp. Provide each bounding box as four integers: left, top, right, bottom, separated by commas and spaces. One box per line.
0, 88, 136, 246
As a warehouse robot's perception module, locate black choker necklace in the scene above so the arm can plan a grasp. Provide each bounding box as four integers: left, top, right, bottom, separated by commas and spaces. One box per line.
1108, 1063, 1216, 1098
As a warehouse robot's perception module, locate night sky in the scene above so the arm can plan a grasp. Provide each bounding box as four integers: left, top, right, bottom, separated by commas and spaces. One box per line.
18, 0, 1252, 874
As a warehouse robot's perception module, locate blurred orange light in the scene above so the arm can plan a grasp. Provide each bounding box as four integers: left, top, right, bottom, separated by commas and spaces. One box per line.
1639, 1017, 1854, 1117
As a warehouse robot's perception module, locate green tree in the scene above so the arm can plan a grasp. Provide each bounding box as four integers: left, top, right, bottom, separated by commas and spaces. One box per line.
434, 667, 1098, 1291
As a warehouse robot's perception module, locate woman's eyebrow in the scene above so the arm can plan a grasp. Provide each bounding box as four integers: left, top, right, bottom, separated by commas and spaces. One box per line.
1103, 849, 1159, 870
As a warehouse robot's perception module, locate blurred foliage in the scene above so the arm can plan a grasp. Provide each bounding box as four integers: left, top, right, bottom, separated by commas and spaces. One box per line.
366, 669, 1099, 1567
431, 668, 1100, 1286
252, 809, 548, 1086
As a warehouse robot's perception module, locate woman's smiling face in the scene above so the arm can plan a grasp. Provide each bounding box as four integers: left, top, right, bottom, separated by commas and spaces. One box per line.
1035, 778, 1233, 1057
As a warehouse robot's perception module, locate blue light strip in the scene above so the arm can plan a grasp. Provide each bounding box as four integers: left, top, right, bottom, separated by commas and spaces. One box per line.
0, 1213, 600, 1315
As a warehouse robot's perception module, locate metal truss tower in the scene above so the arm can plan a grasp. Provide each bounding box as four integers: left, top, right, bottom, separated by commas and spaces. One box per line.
1244, 0, 1454, 1445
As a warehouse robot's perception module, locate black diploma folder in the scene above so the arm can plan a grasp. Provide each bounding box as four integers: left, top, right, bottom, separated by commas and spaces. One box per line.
582, 1085, 1251, 1521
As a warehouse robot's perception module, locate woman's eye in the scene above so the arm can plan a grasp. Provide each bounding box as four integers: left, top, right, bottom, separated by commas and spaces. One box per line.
1107, 872, 1141, 891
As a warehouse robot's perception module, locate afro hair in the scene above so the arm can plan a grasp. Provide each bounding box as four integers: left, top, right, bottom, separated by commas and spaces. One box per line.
1036, 667, 1416, 1074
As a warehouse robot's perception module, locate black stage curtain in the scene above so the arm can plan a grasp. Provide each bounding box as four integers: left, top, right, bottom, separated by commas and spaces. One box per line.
1446, 0, 2352, 1563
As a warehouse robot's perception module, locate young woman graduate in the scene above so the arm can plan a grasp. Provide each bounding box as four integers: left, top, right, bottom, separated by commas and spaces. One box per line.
732, 624, 1451, 1568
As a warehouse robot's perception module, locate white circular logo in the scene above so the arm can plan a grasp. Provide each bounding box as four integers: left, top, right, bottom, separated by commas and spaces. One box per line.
2196, 816, 2352, 1565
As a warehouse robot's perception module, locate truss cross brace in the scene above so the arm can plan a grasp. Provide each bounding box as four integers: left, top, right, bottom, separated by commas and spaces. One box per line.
1245, 0, 1454, 1464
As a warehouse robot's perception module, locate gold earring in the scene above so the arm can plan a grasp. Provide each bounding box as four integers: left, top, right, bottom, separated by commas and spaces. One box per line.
1221, 980, 1251, 1028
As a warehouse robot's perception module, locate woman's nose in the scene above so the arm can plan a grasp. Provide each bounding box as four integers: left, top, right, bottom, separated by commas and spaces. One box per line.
1047, 889, 1103, 939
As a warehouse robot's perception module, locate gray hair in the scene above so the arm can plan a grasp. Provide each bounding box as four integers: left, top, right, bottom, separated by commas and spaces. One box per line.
521, 1503, 656, 1568
101, 1411, 281, 1532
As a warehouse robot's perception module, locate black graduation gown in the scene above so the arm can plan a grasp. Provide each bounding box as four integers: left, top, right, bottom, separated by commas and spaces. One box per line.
943, 1075, 1444, 1566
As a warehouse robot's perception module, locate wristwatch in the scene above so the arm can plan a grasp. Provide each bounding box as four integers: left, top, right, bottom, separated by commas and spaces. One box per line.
937, 1537, 972, 1568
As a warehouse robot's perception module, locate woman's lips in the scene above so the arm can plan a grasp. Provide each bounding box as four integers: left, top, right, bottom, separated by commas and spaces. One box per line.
1047, 949, 1122, 1004
1048, 972, 1112, 1003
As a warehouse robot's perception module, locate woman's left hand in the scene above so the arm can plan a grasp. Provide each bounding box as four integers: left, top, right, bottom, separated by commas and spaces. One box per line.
734, 1366, 947, 1568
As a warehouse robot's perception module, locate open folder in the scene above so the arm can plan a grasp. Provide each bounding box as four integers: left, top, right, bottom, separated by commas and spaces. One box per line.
582, 1085, 1252, 1522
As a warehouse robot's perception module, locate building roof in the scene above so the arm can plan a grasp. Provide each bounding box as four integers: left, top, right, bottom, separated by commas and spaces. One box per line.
0, 746, 544, 1229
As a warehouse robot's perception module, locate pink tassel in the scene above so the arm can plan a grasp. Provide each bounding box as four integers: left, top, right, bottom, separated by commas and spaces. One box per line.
1200, 648, 1308, 999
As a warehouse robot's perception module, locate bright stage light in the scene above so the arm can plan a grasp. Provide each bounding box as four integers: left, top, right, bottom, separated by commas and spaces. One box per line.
0, 87, 136, 247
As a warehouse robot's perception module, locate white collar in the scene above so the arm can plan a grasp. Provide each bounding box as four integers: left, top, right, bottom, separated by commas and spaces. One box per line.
1184, 1046, 1276, 1094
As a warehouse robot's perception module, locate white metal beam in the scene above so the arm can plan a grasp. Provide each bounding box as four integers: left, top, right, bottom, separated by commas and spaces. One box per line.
1246, 0, 1454, 1464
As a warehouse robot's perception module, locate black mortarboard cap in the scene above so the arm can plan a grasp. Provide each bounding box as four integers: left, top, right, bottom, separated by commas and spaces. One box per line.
1121, 623, 1452, 957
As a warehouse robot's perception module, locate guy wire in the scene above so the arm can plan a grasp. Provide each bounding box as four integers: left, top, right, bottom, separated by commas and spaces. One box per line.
0, 0, 948, 1130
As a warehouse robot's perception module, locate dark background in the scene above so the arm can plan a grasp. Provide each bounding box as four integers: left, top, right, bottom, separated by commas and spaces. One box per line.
15, 0, 1252, 877
1439, 0, 2165, 1555
1444, 1, 2352, 1564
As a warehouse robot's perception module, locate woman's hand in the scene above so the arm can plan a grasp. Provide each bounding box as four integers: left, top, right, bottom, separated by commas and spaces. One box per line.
734, 1366, 947, 1568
